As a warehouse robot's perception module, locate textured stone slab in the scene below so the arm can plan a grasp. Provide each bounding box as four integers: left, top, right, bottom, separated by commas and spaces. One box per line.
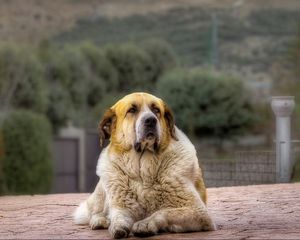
0, 183, 299, 239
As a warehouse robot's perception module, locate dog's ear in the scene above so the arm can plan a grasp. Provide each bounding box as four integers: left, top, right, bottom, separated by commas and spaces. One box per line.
98, 108, 116, 146
164, 103, 178, 141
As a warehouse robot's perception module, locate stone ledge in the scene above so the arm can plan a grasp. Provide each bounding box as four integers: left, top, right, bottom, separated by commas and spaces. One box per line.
0, 183, 300, 239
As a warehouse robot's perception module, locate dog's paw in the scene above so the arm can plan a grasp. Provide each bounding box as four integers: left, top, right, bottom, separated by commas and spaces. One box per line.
202, 219, 217, 231
109, 225, 130, 239
89, 215, 110, 230
132, 219, 158, 237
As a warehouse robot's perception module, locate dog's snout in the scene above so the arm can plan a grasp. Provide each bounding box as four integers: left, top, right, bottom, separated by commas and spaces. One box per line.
144, 116, 157, 128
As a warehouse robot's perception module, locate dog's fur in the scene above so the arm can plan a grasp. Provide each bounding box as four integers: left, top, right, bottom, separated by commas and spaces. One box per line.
74, 92, 215, 238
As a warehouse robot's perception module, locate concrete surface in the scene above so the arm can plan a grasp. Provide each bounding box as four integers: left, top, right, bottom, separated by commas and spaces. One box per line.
0, 183, 299, 239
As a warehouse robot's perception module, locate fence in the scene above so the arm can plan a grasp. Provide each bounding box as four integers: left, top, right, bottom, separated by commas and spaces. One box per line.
52, 128, 277, 192
201, 151, 276, 187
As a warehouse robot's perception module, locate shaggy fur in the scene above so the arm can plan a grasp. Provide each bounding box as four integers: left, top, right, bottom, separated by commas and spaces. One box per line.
74, 92, 215, 238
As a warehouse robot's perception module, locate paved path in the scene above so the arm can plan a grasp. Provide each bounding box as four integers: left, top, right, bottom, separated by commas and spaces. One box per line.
0, 183, 299, 239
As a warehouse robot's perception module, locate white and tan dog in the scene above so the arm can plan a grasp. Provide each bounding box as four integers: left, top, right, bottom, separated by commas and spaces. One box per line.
74, 92, 215, 238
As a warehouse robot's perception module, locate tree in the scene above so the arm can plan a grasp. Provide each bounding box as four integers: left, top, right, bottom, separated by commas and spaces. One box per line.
104, 43, 154, 92
79, 42, 119, 107
91, 92, 126, 125
156, 68, 256, 141
0, 45, 48, 114
38, 44, 75, 131
140, 39, 178, 88
39, 44, 93, 129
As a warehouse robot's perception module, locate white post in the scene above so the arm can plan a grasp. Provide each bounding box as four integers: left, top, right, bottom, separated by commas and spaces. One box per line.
271, 96, 295, 183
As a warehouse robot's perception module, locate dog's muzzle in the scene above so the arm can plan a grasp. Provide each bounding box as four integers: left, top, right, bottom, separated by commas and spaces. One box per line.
135, 112, 160, 152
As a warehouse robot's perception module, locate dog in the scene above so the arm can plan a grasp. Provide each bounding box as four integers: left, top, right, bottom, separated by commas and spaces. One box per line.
73, 92, 215, 238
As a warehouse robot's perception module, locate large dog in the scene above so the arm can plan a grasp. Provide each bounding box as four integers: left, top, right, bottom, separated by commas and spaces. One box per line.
74, 92, 215, 238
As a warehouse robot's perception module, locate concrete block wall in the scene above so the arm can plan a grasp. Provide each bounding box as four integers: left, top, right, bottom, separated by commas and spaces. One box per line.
201, 151, 276, 187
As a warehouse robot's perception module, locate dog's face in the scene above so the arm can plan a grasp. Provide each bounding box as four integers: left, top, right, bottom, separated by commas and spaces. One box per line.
99, 92, 177, 153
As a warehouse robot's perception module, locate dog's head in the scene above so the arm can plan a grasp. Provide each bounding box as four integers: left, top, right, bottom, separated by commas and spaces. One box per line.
99, 92, 177, 153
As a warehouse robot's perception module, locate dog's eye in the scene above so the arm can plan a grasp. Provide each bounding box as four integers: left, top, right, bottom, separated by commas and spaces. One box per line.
152, 107, 160, 115
127, 107, 137, 114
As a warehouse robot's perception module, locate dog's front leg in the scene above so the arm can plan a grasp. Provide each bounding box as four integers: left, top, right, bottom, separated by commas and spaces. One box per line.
108, 188, 144, 238
108, 207, 134, 239
132, 206, 215, 237
106, 179, 140, 239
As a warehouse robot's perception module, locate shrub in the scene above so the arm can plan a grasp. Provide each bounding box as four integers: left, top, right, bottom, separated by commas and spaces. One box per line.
91, 92, 126, 123
0, 133, 6, 194
156, 68, 256, 139
39, 44, 94, 129
39, 45, 75, 131
79, 42, 119, 106
140, 39, 179, 88
39, 43, 121, 129
61, 46, 92, 110
0, 45, 48, 113
104, 43, 154, 91
46, 79, 74, 132
1, 110, 53, 194
0, 40, 181, 131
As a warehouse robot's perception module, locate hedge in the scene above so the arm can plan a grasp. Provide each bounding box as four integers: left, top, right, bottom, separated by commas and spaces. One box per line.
1, 110, 53, 194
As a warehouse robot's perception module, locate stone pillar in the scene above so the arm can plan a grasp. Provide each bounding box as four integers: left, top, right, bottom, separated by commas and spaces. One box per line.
59, 123, 86, 192
271, 96, 295, 183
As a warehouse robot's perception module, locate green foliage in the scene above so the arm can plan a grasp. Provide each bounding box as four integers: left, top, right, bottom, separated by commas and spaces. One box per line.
38, 44, 75, 131
54, 8, 300, 67
61, 46, 91, 110
38, 43, 109, 129
0, 134, 6, 194
0, 40, 255, 139
291, 155, 300, 182
102, 41, 178, 93
79, 42, 118, 106
140, 39, 179, 88
1, 110, 53, 194
79, 42, 118, 90
104, 43, 154, 91
156, 68, 256, 139
0, 44, 48, 113
91, 92, 126, 124
0, 40, 179, 130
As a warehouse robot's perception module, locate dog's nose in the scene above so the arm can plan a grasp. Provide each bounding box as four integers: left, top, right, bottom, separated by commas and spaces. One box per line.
144, 116, 157, 128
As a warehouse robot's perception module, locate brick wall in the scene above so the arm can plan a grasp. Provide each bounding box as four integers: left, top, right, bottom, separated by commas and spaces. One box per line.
200, 151, 276, 187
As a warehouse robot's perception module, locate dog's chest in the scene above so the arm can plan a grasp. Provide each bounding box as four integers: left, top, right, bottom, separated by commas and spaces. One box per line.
119, 152, 162, 183
121, 152, 180, 211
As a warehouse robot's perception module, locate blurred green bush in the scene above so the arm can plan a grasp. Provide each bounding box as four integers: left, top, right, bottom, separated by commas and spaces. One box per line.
139, 39, 179, 89
37, 43, 75, 132
79, 42, 119, 96
0, 134, 6, 194
156, 68, 256, 140
0, 45, 48, 114
0, 39, 255, 139
104, 43, 154, 91
0, 110, 53, 195
91, 92, 126, 124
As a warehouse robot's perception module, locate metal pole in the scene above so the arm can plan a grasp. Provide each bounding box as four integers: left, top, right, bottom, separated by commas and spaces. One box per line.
211, 13, 219, 69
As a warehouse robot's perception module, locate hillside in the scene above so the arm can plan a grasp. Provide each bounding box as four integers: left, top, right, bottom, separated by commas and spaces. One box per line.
1, 0, 300, 100
1, 0, 300, 44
